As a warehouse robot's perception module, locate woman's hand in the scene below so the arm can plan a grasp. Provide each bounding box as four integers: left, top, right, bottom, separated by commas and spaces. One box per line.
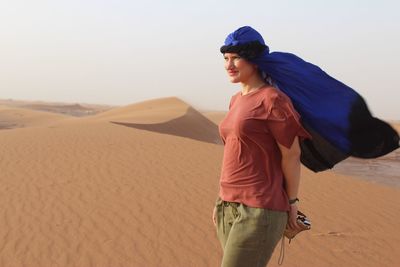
212, 206, 217, 226
287, 203, 301, 230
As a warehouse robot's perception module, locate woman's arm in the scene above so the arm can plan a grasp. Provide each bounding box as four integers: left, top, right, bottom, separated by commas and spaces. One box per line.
277, 136, 302, 230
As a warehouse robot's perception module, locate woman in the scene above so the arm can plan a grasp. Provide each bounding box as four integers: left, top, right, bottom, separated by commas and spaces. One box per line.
212, 26, 399, 267
213, 53, 310, 266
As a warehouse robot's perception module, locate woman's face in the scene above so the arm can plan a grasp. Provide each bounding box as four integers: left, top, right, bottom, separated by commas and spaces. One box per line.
223, 53, 258, 83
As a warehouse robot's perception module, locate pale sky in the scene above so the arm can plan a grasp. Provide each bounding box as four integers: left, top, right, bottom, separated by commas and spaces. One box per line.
1, 0, 399, 119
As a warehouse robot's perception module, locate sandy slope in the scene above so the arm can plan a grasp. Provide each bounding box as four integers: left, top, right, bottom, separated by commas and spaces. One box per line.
0, 98, 399, 267
0, 99, 113, 117
0, 106, 71, 129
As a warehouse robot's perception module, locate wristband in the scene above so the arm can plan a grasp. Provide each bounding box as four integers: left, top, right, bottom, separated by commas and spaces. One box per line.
289, 198, 299, 205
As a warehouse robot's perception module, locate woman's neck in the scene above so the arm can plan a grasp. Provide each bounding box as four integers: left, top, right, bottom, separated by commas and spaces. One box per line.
241, 76, 266, 96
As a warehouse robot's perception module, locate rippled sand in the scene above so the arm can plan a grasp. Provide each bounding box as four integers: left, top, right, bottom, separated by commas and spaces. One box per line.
0, 99, 399, 267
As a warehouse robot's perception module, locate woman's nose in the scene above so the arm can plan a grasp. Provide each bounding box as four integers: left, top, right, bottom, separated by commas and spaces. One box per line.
225, 59, 234, 70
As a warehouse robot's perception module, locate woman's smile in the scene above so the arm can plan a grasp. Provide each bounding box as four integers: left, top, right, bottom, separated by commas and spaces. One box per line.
228, 70, 238, 76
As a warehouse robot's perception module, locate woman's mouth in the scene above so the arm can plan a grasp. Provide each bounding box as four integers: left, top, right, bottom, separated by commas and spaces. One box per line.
228, 71, 238, 76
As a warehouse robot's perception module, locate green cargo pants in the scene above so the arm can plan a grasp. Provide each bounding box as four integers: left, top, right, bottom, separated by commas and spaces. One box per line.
215, 197, 287, 267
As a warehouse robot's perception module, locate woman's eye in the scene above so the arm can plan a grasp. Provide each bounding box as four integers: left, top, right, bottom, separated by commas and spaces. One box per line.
223, 56, 240, 62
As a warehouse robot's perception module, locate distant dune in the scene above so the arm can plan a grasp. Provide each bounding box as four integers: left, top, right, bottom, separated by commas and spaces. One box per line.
0, 105, 71, 129
0, 97, 399, 267
0, 99, 113, 117
21, 103, 97, 117
92, 97, 222, 144
93, 97, 195, 122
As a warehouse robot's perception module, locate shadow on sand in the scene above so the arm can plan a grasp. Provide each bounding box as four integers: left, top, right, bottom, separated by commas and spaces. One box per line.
110, 107, 223, 145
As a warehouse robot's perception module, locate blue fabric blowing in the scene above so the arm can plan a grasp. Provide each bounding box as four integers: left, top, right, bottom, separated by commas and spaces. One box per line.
221, 26, 399, 172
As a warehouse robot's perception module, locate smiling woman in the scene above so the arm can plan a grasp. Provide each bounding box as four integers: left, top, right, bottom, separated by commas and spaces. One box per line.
213, 27, 312, 267
212, 25, 399, 267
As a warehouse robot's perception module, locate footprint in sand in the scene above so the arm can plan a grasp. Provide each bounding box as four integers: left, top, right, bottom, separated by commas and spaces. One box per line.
314, 231, 346, 237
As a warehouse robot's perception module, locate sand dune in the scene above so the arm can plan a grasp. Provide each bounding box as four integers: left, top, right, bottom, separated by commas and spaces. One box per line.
21, 103, 97, 117
93, 97, 195, 122
0, 106, 71, 129
0, 97, 223, 267
0, 99, 113, 117
92, 97, 222, 144
0, 97, 399, 267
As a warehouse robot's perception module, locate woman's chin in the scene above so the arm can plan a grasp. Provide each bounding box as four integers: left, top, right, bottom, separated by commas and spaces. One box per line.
229, 77, 240, 83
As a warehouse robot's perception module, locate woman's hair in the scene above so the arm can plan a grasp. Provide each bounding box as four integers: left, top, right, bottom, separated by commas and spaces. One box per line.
220, 40, 267, 60
260, 70, 272, 85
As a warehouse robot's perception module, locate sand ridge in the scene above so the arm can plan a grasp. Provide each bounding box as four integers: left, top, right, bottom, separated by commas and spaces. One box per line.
0, 97, 399, 266
0, 99, 113, 117
0, 106, 72, 130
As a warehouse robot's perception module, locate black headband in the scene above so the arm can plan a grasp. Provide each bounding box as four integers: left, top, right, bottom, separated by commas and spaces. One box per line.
220, 41, 267, 59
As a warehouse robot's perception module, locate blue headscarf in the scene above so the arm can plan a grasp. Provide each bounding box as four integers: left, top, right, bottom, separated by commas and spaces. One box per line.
221, 26, 399, 172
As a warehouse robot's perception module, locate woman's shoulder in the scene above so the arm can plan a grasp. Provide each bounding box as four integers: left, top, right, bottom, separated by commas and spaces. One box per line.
259, 85, 288, 103
258, 85, 298, 116
261, 85, 279, 95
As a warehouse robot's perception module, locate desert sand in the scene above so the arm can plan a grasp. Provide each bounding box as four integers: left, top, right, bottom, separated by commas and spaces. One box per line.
0, 97, 399, 267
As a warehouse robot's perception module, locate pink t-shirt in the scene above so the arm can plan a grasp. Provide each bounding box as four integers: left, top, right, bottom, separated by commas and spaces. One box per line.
218, 86, 311, 211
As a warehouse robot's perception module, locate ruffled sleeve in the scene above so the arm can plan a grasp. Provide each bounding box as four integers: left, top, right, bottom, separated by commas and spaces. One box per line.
265, 93, 311, 148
